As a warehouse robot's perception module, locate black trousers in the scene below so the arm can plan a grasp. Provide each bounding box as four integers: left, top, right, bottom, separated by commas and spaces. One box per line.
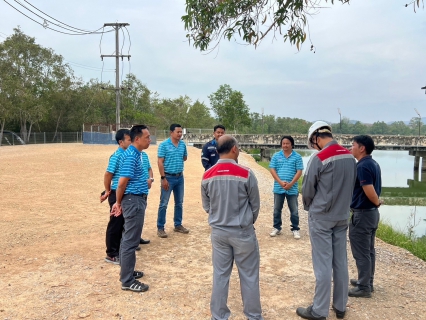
105, 190, 124, 257
349, 208, 380, 292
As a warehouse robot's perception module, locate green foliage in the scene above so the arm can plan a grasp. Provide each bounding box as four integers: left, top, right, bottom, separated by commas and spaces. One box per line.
208, 84, 251, 131
0, 27, 73, 141
376, 221, 426, 262
182, 0, 350, 51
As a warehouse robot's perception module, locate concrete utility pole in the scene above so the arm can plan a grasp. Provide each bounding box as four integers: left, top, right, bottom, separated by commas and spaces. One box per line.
101, 23, 130, 131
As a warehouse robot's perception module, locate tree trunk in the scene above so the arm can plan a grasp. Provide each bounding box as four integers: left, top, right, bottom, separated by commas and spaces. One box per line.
0, 119, 5, 146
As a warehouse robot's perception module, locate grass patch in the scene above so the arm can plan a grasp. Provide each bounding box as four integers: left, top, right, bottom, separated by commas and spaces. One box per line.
376, 221, 426, 261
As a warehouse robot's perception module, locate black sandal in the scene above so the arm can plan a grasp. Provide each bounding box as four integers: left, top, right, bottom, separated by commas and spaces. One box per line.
121, 280, 149, 292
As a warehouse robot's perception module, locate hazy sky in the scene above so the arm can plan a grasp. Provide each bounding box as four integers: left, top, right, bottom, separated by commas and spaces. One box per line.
1, 0, 425, 124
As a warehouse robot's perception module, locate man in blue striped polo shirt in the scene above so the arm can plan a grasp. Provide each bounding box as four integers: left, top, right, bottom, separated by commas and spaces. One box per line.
111, 125, 151, 293
139, 150, 153, 245
100, 129, 131, 265
157, 123, 188, 238
269, 135, 304, 239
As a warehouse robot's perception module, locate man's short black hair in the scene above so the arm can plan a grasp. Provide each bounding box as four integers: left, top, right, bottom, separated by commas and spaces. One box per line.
130, 125, 148, 142
214, 125, 226, 132
170, 123, 182, 132
217, 136, 238, 155
353, 135, 375, 154
115, 128, 130, 144
280, 135, 294, 148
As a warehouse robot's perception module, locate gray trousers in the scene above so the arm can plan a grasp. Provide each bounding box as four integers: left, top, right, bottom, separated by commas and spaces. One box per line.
210, 227, 263, 320
308, 215, 348, 317
120, 194, 146, 286
349, 208, 380, 292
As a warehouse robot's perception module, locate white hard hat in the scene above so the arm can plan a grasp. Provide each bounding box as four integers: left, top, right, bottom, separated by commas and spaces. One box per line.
307, 121, 332, 149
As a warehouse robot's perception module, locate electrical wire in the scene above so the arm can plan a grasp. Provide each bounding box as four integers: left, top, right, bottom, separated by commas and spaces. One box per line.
124, 26, 131, 76
4, 0, 114, 35
12, 0, 114, 34
20, 0, 99, 33
65, 60, 115, 71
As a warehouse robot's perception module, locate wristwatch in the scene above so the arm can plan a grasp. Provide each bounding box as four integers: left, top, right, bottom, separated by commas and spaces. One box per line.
150, 178, 154, 182
161, 176, 166, 180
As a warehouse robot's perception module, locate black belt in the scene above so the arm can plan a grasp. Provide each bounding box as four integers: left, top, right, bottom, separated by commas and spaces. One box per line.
351, 207, 377, 212
126, 193, 147, 200
165, 172, 182, 177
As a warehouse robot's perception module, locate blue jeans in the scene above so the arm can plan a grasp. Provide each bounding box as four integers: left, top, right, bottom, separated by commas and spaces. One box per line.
273, 193, 299, 231
157, 175, 184, 229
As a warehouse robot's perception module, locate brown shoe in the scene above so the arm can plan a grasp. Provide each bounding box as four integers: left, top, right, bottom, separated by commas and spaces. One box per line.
157, 229, 168, 238
174, 225, 189, 234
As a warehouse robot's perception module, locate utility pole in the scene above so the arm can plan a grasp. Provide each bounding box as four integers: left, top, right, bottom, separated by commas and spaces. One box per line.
101, 23, 130, 131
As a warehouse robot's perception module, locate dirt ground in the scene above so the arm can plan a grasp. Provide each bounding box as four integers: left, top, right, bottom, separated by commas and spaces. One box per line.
0, 143, 425, 320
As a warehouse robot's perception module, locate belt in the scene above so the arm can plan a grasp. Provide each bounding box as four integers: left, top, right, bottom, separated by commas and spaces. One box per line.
126, 193, 147, 200
351, 207, 376, 212
165, 172, 182, 177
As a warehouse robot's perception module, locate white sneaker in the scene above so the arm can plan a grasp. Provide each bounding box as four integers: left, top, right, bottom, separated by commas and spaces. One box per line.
270, 228, 282, 237
292, 230, 301, 239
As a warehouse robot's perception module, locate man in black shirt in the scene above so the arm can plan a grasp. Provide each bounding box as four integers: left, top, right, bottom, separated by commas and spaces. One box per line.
349, 135, 382, 298
201, 125, 226, 170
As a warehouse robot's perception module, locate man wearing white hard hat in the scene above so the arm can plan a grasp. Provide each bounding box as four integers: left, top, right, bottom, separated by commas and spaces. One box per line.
296, 121, 357, 320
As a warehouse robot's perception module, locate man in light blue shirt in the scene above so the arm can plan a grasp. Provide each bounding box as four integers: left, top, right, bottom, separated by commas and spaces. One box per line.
100, 129, 131, 265
269, 136, 304, 239
157, 123, 188, 238
111, 125, 151, 293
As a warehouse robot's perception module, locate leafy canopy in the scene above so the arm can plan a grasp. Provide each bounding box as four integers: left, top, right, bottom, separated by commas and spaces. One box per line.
182, 0, 350, 51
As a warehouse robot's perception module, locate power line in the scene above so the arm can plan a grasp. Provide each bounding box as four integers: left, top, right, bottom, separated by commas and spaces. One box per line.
3, 0, 115, 35
64, 60, 115, 72
20, 0, 98, 33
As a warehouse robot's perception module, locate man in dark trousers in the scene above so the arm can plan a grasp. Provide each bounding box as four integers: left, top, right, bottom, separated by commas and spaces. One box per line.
349, 135, 382, 298
100, 128, 131, 265
111, 125, 151, 293
201, 124, 225, 170
201, 135, 263, 320
297, 121, 357, 320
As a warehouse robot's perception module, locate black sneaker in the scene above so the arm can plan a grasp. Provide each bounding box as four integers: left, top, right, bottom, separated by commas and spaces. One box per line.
348, 287, 371, 298
140, 238, 150, 244
350, 279, 374, 292
332, 306, 346, 319
135, 246, 141, 251
296, 306, 326, 320
121, 280, 149, 292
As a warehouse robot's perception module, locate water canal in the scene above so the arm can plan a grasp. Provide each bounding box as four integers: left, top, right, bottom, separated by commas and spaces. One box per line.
292, 150, 426, 238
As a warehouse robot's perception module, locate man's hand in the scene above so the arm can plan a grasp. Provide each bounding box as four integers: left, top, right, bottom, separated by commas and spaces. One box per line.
161, 178, 169, 191
100, 190, 110, 203
283, 182, 293, 190
110, 203, 122, 217
147, 179, 153, 189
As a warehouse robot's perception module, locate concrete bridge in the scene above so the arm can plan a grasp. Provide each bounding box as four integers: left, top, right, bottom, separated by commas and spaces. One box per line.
186, 133, 426, 173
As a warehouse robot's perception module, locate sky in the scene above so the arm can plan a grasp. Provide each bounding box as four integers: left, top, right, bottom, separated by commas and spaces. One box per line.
1, 0, 425, 125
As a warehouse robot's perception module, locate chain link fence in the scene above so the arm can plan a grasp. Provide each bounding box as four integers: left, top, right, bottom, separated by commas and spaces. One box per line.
1, 131, 82, 146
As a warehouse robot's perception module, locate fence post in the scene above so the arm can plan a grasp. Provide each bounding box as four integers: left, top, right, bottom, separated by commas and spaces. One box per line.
44, 132, 46, 144
34, 132, 36, 144
60, 132, 62, 143
12, 133, 14, 145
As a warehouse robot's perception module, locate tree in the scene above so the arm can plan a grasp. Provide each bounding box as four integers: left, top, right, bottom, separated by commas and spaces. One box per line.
182, 0, 350, 51
409, 117, 422, 136
208, 84, 251, 132
182, 1, 423, 52
0, 28, 73, 142
388, 121, 411, 136
370, 121, 389, 135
